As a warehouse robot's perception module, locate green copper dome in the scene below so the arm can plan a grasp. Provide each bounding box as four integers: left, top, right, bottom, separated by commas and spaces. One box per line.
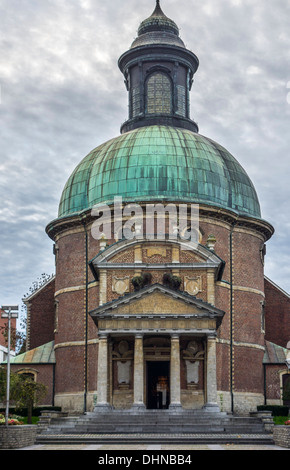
58, 126, 261, 219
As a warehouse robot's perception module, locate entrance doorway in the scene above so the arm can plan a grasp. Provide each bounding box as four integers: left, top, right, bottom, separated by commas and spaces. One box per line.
146, 361, 170, 409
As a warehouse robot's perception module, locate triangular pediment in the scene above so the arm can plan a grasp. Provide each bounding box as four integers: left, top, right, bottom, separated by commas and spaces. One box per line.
90, 284, 224, 319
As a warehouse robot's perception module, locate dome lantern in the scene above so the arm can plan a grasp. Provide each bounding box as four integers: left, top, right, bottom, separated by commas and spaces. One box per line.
118, 1, 199, 134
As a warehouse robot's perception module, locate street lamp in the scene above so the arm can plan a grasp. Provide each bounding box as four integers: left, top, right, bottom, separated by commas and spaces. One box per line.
1, 305, 18, 427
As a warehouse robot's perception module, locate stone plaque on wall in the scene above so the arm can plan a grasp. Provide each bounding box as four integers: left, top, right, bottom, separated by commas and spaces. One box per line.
182, 340, 205, 389
185, 360, 200, 385
113, 341, 133, 390
117, 361, 131, 386
112, 276, 130, 296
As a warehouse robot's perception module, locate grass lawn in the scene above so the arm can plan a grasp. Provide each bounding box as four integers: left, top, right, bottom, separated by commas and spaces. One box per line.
273, 416, 290, 425
21, 416, 40, 425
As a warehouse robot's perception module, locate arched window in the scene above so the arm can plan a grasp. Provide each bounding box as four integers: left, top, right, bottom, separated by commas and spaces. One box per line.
283, 373, 290, 406
18, 370, 36, 382
146, 72, 172, 115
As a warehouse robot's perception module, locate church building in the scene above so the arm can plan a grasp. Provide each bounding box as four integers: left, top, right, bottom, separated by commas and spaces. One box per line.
6, 1, 290, 417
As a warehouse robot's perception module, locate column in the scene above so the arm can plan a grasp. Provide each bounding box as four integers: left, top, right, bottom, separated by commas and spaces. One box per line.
133, 334, 145, 410
95, 334, 111, 411
203, 334, 220, 412
169, 334, 182, 410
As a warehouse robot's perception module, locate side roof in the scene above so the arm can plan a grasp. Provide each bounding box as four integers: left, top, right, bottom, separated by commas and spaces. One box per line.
3, 341, 55, 365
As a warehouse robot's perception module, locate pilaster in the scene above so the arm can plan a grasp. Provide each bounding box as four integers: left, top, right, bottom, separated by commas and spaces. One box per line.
95, 334, 111, 411
203, 334, 220, 412
169, 334, 182, 410
132, 334, 146, 410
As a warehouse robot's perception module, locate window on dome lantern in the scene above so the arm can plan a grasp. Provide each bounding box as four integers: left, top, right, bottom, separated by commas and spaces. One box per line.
146, 72, 172, 115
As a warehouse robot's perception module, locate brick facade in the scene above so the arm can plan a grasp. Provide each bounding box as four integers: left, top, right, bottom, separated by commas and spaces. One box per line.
25, 278, 55, 351
264, 277, 290, 348
10, 362, 55, 407
8, 204, 289, 415
39, 206, 276, 413
0, 312, 16, 351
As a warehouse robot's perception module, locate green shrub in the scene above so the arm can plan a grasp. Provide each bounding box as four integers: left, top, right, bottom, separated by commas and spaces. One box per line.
163, 273, 182, 290
132, 276, 145, 291
132, 273, 153, 291
0, 406, 61, 418
257, 405, 289, 417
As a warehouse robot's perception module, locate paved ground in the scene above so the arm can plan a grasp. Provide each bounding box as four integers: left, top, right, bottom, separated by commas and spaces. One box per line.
15, 443, 289, 451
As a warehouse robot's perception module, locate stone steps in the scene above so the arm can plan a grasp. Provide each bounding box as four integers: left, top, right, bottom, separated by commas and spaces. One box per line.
47, 418, 265, 435
37, 410, 272, 444
36, 432, 275, 446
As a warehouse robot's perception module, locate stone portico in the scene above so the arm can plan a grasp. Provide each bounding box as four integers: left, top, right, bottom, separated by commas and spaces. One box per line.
90, 282, 224, 412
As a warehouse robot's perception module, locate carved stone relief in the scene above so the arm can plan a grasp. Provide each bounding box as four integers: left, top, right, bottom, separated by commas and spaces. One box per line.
184, 276, 202, 296
146, 247, 167, 258
112, 276, 130, 296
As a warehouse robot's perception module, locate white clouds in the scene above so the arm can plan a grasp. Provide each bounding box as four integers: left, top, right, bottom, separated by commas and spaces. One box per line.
246, 66, 262, 75
0, 0, 290, 307
202, 3, 220, 17
79, 0, 91, 10
287, 82, 290, 104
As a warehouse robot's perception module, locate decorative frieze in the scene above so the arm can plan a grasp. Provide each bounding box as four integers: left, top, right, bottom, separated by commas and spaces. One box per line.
98, 317, 217, 334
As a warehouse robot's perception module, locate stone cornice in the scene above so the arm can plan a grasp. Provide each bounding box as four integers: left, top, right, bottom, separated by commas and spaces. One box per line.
45, 203, 274, 242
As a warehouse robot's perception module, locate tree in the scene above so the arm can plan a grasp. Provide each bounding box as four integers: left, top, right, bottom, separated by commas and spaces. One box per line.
0, 366, 20, 403
0, 367, 6, 402
11, 374, 47, 424
16, 273, 54, 354
0, 368, 47, 424
15, 304, 27, 354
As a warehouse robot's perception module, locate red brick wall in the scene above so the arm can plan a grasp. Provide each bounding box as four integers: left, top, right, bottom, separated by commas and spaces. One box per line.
10, 363, 55, 406
200, 219, 266, 396
264, 278, 290, 348
53, 225, 101, 396
234, 347, 264, 393
0, 315, 16, 349
264, 364, 284, 402
27, 279, 55, 351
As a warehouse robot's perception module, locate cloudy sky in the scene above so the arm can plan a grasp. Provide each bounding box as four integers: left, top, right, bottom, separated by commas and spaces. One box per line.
1, 0, 290, 319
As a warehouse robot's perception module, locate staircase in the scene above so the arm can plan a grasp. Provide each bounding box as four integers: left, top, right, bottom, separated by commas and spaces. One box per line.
36, 409, 275, 445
